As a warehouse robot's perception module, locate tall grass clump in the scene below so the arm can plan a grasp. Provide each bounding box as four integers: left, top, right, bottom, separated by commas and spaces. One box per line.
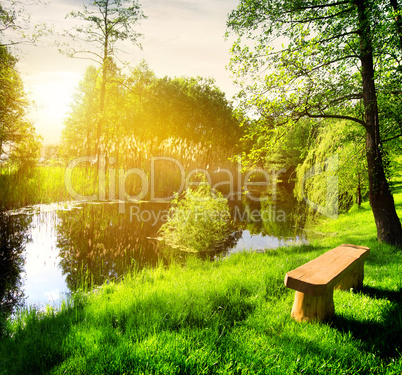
158, 181, 233, 252
0, 166, 96, 210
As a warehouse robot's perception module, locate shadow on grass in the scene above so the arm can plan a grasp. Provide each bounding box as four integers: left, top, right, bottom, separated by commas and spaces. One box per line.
0, 301, 83, 375
264, 244, 322, 258
391, 182, 402, 210
361, 285, 402, 303
390, 181, 402, 194
331, 286, 402, 359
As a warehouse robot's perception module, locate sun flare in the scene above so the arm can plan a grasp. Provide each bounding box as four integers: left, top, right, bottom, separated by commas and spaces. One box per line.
28, 72, 80, 144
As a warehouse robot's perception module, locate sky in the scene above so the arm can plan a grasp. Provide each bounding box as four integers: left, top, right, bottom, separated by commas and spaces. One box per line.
15, 0, 240, 145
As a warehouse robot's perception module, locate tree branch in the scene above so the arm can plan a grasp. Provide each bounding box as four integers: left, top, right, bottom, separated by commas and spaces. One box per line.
327, 93, 363, 105
262, 31, 359, 59
287, 7, 353, 24
313, 55, 360, 71
293, 1, 351, 10
381, 132, 402, 142
67, 49, 103, 61
304, 110, 368, 129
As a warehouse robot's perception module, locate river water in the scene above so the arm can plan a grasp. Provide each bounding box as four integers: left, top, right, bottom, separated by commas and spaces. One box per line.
0, 196, 306, 311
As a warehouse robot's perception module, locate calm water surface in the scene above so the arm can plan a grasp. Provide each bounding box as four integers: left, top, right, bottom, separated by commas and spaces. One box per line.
1, 197, 306, 310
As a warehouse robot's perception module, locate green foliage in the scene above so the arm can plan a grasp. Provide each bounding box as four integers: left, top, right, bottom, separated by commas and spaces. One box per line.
226, 0, 402, 245
237, 116, 318, 183
0, 166, 93, 211
227, 0, 401, 131
61, 66, 99, 158
159, 181, 233, 253
0, 213, 28, 337
0, 44, 42, 173
295, 120, 369, 213
143, 75, 241, 147
61, 63, 241, 166
226, 0, 402, 179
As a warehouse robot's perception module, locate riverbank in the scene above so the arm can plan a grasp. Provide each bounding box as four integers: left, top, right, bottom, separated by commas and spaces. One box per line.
1, 186, 402, 374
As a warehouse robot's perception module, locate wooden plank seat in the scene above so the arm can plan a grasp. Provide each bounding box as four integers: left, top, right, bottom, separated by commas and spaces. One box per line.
284, 244, 370, 322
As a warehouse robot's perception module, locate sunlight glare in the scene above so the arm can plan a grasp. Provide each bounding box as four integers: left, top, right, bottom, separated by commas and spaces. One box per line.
28, 71, 80, 144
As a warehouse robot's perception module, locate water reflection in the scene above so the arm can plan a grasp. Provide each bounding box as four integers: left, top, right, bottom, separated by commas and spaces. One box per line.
0, 191, 306, 312
230, 194, 306, 238
0, 213, 30, 334
57, 202, 166, 291
23, 208, 68, 307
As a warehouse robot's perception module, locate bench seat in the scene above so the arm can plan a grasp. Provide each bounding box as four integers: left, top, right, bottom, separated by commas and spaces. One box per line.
284, 244, 370, 322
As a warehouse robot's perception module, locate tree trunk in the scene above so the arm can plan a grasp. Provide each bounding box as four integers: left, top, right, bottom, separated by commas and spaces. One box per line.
357, 174, 362, 207
366, 129, 402, 245
95, 0, 109, 184
356, 0, 402, 246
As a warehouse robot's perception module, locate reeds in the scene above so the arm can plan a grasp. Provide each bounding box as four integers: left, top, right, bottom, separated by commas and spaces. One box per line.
0, 167, 94, 211
1, 134, 242, 210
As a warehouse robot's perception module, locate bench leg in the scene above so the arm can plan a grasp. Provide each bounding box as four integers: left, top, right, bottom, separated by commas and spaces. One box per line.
291, 290, 334, 323
335, 261, 364, 291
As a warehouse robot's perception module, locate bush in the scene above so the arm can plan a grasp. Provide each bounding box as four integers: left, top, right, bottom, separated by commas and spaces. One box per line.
158, 182, 233, 252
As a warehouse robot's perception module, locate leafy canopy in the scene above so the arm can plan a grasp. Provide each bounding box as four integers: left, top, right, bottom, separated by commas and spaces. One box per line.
0, 44, 42, 172
61, 63, 241, 161
226, 0, 401, 136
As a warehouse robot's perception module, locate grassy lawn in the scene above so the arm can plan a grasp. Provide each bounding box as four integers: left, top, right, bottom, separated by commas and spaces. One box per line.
1, 188, 402, 374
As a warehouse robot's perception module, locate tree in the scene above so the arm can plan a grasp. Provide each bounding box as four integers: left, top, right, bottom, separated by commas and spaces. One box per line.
0, 44, 42, 172
143, 76, 241, 147
227, 0, 402, 246
62, 0, 146, 171
61, 66, 99, 159
62, 64, 241, 163
295, 119, 368, 213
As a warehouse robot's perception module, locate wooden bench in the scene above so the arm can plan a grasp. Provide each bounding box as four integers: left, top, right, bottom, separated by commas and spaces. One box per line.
284, 244, 370, 322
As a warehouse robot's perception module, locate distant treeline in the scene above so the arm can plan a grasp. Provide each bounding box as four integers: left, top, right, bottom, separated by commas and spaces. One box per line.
61, 62, 242, 171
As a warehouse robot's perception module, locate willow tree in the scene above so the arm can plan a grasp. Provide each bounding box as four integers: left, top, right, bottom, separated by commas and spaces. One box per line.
227, 0, 402, 246
62, 0, 146, 169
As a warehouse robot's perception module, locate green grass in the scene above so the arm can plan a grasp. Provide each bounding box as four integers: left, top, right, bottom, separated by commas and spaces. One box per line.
1, 185, 402, 373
